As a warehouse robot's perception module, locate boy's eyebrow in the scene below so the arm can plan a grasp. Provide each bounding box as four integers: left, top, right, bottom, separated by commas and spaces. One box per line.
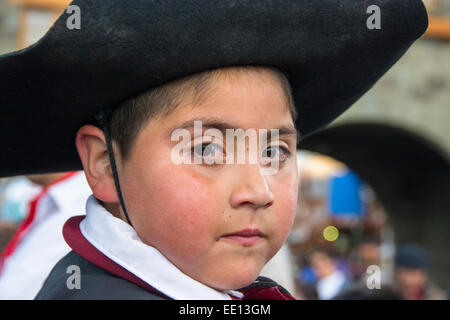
171, 117, 299, 141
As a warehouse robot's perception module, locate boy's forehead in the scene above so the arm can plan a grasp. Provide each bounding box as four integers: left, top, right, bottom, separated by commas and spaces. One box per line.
171, 116, 297, 138
166, 68, 295, 128
165, 93, 297, 137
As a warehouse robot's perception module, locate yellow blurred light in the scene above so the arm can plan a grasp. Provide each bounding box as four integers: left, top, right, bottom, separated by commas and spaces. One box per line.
323, 225, 339, 242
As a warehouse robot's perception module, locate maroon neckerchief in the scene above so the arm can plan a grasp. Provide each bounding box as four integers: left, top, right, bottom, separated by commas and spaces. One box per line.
63, 216, 296, 300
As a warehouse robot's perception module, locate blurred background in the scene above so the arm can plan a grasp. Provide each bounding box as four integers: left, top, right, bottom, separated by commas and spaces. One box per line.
0, 0, 449, 300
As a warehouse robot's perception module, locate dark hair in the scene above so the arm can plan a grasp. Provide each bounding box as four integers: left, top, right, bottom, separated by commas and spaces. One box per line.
107, 66, 297, 160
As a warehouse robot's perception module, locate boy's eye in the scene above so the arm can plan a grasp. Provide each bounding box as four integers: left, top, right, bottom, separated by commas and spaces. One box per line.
261, 145, 291, 164
192, 142, 224, 164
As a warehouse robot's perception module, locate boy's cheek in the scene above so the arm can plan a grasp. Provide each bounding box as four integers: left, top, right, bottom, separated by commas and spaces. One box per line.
274, 175, 298, 212
268, 181, 298, 241
123, 164, 220, 247
152, 171, 221, 238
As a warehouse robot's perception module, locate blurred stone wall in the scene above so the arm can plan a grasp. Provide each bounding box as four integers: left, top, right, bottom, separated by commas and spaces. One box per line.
335, 38, 450, 161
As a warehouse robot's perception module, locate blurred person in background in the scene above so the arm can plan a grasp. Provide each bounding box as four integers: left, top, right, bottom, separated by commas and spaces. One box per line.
348, 236, 383, 283
394, 244, 446, 300
295, 266, 319, 300
309, 249, 349, 300
0, 176, 42, 225
0, 176, 41, 263
0, 171, 91, 299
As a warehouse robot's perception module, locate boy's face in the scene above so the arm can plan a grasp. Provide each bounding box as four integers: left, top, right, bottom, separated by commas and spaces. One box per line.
115, 69, 299, 290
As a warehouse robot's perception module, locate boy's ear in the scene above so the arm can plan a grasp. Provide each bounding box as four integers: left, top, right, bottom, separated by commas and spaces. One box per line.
75, 125, 119, 203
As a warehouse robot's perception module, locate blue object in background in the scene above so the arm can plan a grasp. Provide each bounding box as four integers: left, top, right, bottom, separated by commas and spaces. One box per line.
298, 266, 316, 284
327, 169, 367, 218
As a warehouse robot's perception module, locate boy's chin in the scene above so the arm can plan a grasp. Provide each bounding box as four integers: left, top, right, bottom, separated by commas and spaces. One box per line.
207, 267, 263, 291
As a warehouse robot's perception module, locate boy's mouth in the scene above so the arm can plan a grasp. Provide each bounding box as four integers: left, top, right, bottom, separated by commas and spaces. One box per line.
219, 228, 266, 246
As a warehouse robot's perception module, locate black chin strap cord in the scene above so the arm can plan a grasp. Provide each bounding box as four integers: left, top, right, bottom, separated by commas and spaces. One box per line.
95, 109, 134, 227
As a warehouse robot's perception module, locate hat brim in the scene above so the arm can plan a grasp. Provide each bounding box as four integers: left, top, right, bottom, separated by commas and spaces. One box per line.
0, 0, 428, 177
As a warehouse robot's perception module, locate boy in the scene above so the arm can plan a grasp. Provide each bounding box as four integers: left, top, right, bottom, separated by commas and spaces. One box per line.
0, 0, 428, 299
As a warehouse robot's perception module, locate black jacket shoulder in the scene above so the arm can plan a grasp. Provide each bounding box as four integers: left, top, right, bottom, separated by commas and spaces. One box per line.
35, 250, 164, 300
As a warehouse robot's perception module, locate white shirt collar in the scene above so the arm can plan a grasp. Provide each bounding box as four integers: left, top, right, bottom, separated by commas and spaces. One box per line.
80, 195, 243, 300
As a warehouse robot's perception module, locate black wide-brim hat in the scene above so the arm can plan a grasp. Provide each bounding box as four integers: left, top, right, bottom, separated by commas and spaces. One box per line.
0, 0, 428, 177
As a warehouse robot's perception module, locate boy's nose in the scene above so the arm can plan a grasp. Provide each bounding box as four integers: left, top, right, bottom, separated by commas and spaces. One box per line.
229, 163, 274, 210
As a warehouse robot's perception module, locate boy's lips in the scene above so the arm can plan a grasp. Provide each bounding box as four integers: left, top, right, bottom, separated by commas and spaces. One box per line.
219, 228, 266, 246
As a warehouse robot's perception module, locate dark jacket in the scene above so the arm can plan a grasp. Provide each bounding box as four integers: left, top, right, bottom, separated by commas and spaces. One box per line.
35, 250, 164, 300
36, 250, 295, 300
